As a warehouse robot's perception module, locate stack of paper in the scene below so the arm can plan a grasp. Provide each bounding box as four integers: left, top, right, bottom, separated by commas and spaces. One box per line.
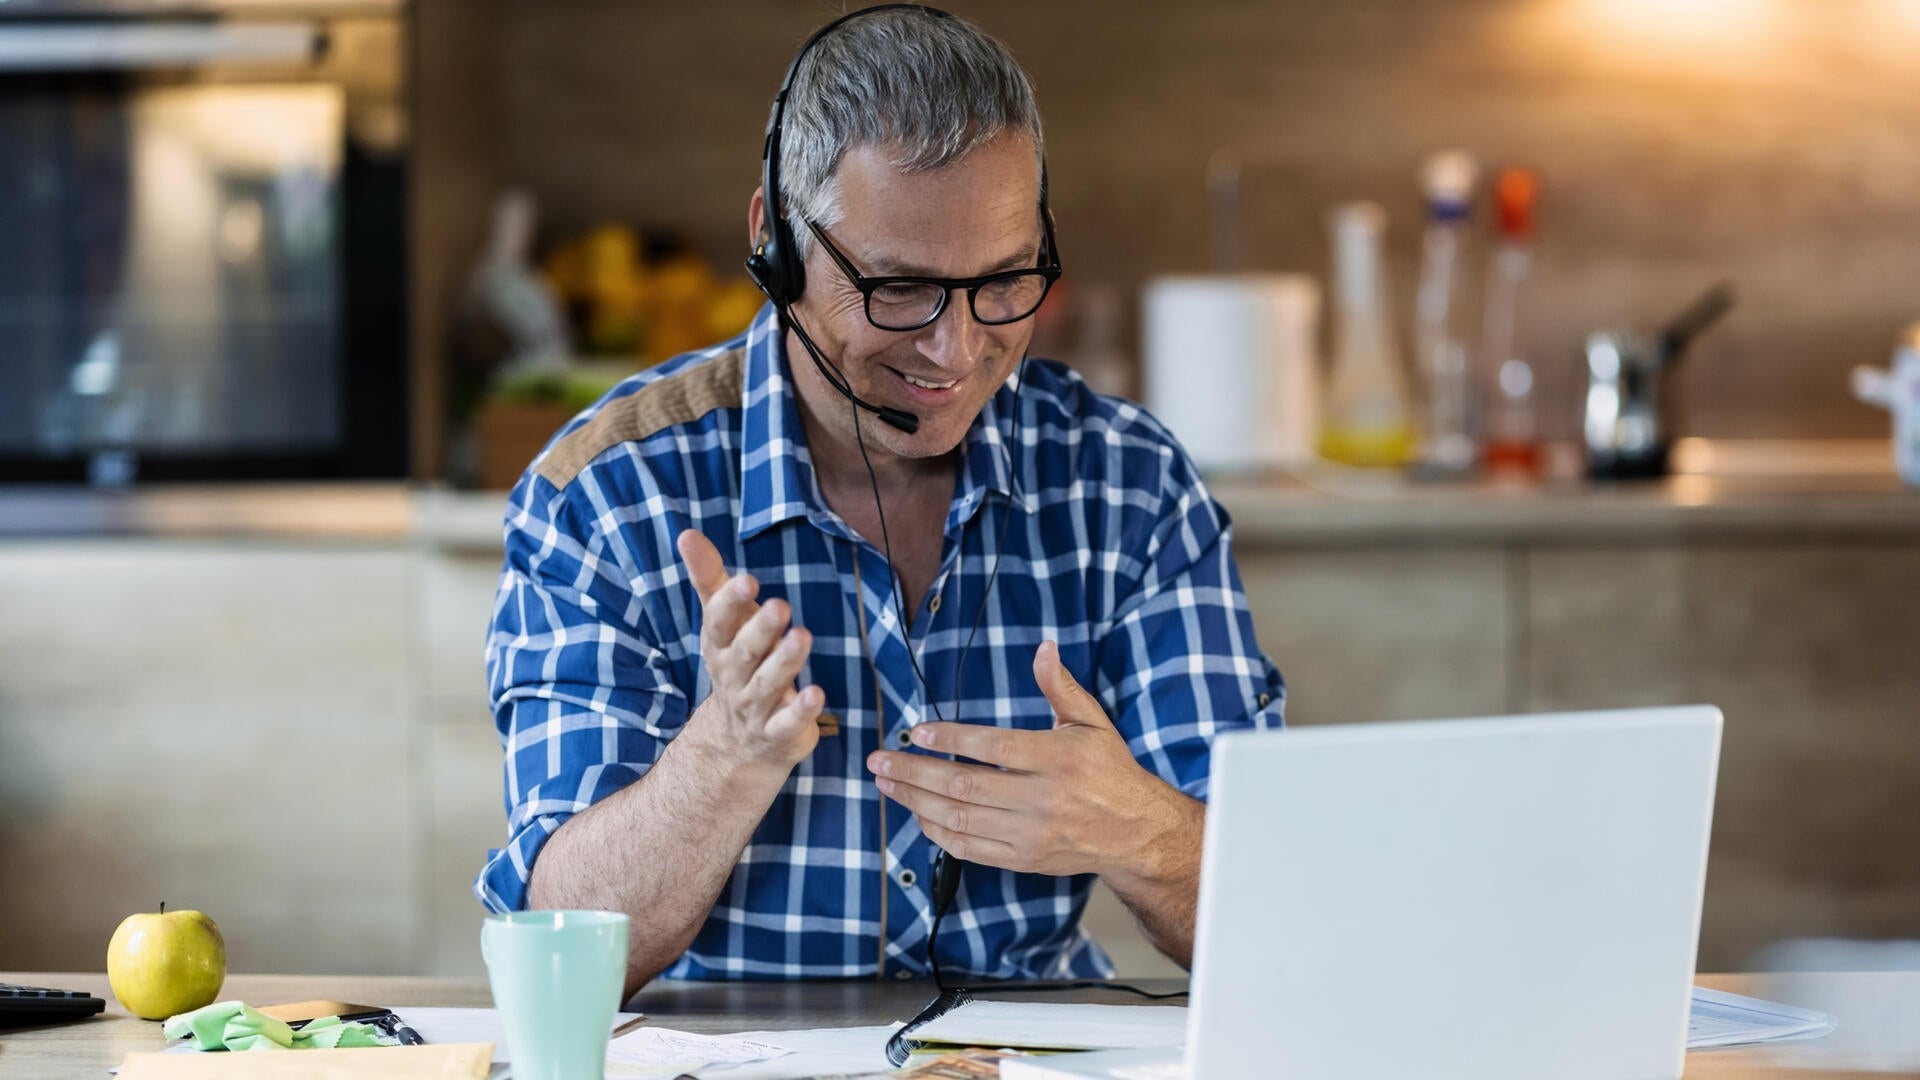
889, 988, 1835, 1061
1687, 987, 1838, 1049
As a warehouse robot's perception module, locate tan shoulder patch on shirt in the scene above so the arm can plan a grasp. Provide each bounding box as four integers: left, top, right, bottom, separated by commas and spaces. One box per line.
534, 348, 746, 490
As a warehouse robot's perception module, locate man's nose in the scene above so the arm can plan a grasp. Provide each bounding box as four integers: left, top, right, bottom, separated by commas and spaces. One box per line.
916, 290, 990, 370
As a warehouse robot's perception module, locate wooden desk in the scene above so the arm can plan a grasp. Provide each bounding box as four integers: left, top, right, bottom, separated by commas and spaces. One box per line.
3, 971, 1914, 1077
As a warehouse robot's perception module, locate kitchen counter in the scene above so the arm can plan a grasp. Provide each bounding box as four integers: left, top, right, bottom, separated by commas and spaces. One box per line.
2, 441, 1913, 548
1208, 469, 1919, 547
0, 482, 415, 541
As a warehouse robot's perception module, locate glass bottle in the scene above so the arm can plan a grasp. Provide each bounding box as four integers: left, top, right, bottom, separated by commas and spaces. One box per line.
1479, 167, 1542, 478
1318, 202, 1414, 468
1412, 150, 1479, 477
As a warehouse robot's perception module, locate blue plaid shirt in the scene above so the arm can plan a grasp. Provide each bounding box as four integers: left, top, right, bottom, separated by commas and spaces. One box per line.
478, 303, 1285, 980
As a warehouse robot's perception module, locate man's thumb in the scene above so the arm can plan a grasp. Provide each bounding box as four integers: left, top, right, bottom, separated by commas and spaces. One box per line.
1034, 640, 1110, 729
677, 528, 728, 603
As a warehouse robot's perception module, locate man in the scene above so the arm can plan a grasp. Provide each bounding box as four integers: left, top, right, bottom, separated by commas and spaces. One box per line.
478, 6, 1284, 997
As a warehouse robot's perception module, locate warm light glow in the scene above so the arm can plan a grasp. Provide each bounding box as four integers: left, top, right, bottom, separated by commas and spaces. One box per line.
1564, 0, 1778, 44
1670, 475, 1719, 508
1527, 0, 1788, 75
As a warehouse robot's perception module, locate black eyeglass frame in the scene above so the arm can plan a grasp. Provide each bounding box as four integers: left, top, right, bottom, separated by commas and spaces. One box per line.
802, 214, 1063, 332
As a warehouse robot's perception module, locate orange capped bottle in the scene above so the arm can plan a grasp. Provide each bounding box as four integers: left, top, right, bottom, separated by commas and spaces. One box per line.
1479, 167, 1543, 478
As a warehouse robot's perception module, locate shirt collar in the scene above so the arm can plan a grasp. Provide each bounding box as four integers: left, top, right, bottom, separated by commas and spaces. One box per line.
737, 303, 1037, 544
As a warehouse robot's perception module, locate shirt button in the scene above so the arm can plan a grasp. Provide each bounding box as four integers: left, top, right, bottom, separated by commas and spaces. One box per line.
895, 729, 912, 748
929, 594, 942, 614
894, 969, 913, 981
898, 868, 918, 888
1258, 693, 1271, 708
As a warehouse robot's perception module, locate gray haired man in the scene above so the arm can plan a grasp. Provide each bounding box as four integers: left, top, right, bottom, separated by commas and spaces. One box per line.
481, 5, 1286, 996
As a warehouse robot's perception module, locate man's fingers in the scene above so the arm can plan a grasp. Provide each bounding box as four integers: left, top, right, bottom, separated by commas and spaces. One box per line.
739, 626, 812, 715
701, 571, 762, 650
1033, 640, 1112, 730
875, 775, 1025, 841
903, 722, 1047, 772
676, 529, 729, 604
721, 598, 792, 683
915, 817, 1022, 871
867, 749, 1026, 808
678, 529, 764, 652
765, 684, 826, 740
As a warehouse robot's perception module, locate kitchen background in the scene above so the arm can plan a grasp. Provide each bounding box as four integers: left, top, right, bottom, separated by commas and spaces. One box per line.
3, 0, 1918, 986
417, 0, 1920, 461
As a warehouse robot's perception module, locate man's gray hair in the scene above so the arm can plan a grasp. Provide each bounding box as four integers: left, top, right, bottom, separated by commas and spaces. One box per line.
777, 7, 1045, 260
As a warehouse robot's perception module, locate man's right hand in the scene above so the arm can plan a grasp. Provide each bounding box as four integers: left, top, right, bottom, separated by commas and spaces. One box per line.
676, 529, 823, 771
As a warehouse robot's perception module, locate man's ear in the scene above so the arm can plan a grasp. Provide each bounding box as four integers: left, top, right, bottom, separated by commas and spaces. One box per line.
748, 185, 769, 246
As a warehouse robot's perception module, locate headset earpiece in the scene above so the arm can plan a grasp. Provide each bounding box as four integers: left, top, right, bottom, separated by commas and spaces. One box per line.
748, 184, 804, 305
764, 213, 805, 305
745, 240, 787, 305
752, 5, 956, 308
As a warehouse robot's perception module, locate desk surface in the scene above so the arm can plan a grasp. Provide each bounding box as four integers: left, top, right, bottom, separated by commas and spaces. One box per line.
3, 971, 1915, 1077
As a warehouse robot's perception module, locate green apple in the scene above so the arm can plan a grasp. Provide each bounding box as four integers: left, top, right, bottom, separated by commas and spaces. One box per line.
106, 903, 226, 1020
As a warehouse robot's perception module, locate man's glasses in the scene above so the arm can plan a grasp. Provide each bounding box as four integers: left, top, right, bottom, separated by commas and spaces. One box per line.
804, 218, 1061, 333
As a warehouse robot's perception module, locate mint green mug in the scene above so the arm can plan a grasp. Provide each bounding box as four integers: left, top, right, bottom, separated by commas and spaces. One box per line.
481, 910, 630, 1080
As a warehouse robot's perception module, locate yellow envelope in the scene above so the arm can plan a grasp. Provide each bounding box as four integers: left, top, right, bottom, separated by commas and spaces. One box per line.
117, 1043, 493, 1079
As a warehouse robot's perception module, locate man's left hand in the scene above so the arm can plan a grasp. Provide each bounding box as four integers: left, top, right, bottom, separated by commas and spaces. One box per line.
865, 639, 1201, 885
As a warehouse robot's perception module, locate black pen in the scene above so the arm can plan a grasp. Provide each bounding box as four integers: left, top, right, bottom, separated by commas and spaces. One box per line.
374, 1012, 427, 1045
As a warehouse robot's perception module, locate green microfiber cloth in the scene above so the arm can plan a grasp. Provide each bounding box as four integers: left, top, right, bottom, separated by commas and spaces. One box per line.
163, 1001, 397, 1051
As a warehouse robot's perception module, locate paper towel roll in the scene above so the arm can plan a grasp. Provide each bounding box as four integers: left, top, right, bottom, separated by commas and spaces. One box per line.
1142, 274, 1321, 472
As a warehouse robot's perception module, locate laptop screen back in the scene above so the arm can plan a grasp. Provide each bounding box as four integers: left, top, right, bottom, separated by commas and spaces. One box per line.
1188, 707, 1721, 1080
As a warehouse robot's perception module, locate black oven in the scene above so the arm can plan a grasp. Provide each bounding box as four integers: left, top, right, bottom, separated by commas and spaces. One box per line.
0, 2, 407, 483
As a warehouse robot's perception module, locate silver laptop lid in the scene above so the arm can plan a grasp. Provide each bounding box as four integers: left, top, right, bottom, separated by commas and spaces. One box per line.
1187, 707, 1721, 1080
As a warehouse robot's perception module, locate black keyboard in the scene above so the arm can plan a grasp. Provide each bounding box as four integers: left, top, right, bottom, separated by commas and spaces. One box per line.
0, 983, 107, 1027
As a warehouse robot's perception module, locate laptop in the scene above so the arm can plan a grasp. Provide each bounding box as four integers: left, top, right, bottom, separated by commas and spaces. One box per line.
1004, 706, 1722, 1080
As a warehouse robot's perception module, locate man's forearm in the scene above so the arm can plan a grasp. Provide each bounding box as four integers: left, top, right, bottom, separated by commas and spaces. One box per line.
1101, 789, 1206, 970
525, 700, 793, 997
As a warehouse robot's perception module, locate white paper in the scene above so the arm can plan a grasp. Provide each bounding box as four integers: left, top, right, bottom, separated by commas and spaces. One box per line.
604, 1026, 791, 1076
908, 1000, 1188, 1052
1688, 987, 1837, 1049
694, 1024, 904, 1079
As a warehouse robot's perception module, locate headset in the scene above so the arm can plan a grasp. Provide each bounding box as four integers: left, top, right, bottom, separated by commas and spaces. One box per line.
745, 3, 1057, 439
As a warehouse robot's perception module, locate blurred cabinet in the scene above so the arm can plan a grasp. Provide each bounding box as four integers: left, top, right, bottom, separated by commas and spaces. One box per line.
416, 551, 511, 977
1525, 545, 1920, 972
1233, 537, 1920, 969
1238, 548, 1514, 725
0, 543, 415, 975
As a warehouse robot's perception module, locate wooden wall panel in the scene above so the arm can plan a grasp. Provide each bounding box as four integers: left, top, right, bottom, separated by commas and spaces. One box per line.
487, 0, 1920, 439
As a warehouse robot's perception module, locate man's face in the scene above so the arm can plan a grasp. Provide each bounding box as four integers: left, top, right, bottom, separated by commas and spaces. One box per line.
786, 131, 1044, 463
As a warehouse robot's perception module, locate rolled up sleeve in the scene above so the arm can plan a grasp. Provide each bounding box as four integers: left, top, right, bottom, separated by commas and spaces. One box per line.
475, 476, 689, 913
1094, 439, 1286, 804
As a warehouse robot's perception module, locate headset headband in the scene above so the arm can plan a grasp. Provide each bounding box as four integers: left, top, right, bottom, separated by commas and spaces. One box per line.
748, 3, 1053, 307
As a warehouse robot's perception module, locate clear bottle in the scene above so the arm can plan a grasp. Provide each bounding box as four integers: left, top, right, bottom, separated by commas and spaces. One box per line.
1479, 167, 1542, 478
1318, 202, 1414, 468
1412, 150, 1479, 477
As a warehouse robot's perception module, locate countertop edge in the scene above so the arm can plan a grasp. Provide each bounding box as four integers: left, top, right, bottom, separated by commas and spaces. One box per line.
4, 479, 1919, 549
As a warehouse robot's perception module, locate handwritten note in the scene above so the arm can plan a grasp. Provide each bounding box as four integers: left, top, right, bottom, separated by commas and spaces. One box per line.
605, 1027, 791, 1076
